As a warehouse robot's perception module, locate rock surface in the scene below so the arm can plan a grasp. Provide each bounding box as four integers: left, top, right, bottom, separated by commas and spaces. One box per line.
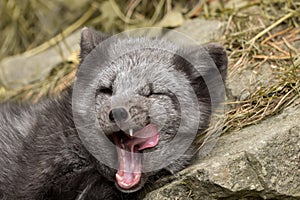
163, 19, 226, 45
0, 19, 226, 90
0, 30, 81, 89
143, 100, 300, 200
226, 63, 275, 101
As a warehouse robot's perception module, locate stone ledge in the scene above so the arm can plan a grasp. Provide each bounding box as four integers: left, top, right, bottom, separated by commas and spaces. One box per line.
143, 101, 300, 199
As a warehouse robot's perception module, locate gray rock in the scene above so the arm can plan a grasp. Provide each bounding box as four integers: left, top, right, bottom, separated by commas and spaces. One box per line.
163, 19, 226, 45
0, 30, 81, 89
226, 63, 275, 101
143, 100, 300, 199
0, 18, 225, 89
126, 19, 226, 47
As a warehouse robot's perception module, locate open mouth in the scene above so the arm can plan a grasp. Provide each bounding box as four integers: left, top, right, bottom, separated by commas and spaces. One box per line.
111, 124, 159, 190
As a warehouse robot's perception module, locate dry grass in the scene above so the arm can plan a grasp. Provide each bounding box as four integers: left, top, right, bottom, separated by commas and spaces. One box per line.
220, 0, 300, 132
224, 58, 299, 132
0, 0, 299, 134
0, 0, 91, 59
0, 62, 76, 103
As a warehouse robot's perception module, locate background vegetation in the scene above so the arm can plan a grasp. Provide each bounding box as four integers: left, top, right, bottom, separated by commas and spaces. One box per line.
0, 0, 299, 133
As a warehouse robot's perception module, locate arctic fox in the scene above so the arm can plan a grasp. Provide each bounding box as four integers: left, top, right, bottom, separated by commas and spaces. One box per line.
0, 28, 227, 200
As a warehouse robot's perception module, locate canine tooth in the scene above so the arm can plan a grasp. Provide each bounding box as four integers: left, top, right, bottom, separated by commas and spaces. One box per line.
134, 174, 139, 181
129, 129, 133, 137
116, 173, 123, 181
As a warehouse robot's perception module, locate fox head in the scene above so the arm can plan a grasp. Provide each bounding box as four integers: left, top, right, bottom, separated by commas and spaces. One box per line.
73, 28, 227, 193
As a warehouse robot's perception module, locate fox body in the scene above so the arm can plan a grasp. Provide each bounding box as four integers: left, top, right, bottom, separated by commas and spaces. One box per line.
0, 28, 227, 200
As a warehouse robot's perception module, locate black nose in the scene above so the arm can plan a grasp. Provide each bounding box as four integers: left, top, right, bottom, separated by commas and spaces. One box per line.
109, 107, 129, 122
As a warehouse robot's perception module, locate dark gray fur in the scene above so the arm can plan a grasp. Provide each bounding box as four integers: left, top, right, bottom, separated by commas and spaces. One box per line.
0, 28, 227, 200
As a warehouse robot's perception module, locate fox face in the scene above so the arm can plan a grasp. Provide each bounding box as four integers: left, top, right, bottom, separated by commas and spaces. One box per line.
75, 28, 228, 193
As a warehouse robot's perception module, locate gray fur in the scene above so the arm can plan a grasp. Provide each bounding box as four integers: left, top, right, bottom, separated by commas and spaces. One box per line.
0, 28, 227, 200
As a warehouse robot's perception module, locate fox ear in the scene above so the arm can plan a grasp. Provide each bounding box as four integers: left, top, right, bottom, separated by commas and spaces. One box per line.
175, 43, 228, 111
80, 27, 109, 61
203, 43, 228, 81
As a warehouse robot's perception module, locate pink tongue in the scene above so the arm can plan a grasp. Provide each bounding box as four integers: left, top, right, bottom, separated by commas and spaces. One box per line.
114, 124, 159, 189
127, 124, 159, 150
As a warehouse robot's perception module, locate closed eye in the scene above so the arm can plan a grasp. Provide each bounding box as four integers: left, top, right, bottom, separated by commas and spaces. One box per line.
146, 92, 165, 97
97, 87, 113, 96
140, 83, 165, 97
